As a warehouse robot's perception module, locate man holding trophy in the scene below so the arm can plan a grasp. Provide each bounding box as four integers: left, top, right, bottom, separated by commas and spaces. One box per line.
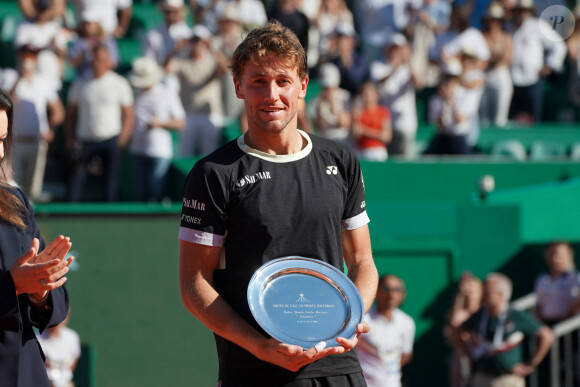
178, 20, 378, 386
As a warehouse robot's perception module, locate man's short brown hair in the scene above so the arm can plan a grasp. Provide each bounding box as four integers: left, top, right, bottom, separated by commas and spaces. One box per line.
230, 20, 308, 81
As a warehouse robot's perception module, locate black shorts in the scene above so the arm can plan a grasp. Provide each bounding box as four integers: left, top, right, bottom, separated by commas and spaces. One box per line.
218, 372, 367, 387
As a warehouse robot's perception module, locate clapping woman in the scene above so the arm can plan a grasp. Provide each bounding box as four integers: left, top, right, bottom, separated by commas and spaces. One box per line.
0, 88, 74, 387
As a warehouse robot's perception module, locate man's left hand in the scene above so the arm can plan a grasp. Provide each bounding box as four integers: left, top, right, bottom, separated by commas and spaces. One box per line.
512, 362, 534, 377
335, 322, 370, 351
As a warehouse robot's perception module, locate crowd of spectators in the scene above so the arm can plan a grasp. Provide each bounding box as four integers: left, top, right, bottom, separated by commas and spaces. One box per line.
0, 0, 578, 202
357, 241, 580, 387
444, 241, 580, 387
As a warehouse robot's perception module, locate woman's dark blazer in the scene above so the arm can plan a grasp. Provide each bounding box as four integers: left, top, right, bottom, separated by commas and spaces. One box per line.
0, 187, 69, 387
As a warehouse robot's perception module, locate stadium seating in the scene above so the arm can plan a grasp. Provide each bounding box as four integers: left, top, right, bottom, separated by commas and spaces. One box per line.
491, 140, 528, 161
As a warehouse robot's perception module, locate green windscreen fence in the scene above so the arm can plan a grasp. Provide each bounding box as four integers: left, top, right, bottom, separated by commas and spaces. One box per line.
35, 161, 580, 387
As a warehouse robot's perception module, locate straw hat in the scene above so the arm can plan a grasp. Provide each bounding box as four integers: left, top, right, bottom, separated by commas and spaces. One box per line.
128, 57, 164, 88
442, 58, 463, 76
218, 4, 240, 22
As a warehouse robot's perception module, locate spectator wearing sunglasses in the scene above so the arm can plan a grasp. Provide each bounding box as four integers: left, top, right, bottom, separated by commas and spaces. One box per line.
358, 274, 416, 387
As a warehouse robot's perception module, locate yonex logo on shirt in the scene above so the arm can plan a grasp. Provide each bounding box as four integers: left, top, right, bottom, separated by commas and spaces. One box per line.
235, 171, 272, 187
326, 166, 338, 175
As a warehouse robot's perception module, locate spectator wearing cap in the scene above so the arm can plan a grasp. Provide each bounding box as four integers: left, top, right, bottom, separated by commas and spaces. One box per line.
480, 2, 513, 127
70, 0, 132, 38
371, 33, 421, 159
509, 0, 566, 124
327, 23, 369, 97
166, 24, 229, 157
68, 9, 120, 79
65, 44, 134, 202
457, 273, 553, 387
0, 45, 64, 202
128, 57, 185, 202
352, 81, 392, 161
312, 62, 352, 143
143, 0, 192, 67
315, 0, 354, 62
14, 0, 69, 88
426, 58, 474, 155
358, 274, 415, 387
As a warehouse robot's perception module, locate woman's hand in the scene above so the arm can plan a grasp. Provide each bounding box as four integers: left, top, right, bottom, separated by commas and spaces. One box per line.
10, 236, 74, 298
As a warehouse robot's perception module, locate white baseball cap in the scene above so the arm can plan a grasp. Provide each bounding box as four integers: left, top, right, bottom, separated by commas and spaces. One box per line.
319, 63, 341, 88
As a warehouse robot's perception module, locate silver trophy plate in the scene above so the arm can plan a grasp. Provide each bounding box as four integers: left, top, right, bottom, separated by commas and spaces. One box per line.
247, 256, 364, 349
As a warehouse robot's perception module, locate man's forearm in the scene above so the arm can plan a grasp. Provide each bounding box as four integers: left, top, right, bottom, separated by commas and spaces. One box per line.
349, 260, 379, 313
180, 274, 267, 357
118, 106, 134, 147
342, 226, 378, 313
529, 327, 554, 367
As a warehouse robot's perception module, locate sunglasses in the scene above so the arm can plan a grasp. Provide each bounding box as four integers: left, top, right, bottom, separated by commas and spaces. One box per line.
381, 285, 405, 293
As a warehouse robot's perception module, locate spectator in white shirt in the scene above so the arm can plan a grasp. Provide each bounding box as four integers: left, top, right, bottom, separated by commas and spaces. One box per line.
509, 0, 567, 123
371, 33, 421, 159
312, 62, 352, 143
426, 59, 475, 155
14, 0, 69, 88
128, 57, 185, 202
459, 47, 485, 148
70, 0, 132, 38
65, 44, 134, 202
315, 0, 354, 61
37, 313, 80, 387
0, 45, 64, 202
358, 274, 415, 387
480, 2, 513, 127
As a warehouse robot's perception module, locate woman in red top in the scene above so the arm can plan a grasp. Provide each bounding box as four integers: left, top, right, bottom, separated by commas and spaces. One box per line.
352, 81, 392, 161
